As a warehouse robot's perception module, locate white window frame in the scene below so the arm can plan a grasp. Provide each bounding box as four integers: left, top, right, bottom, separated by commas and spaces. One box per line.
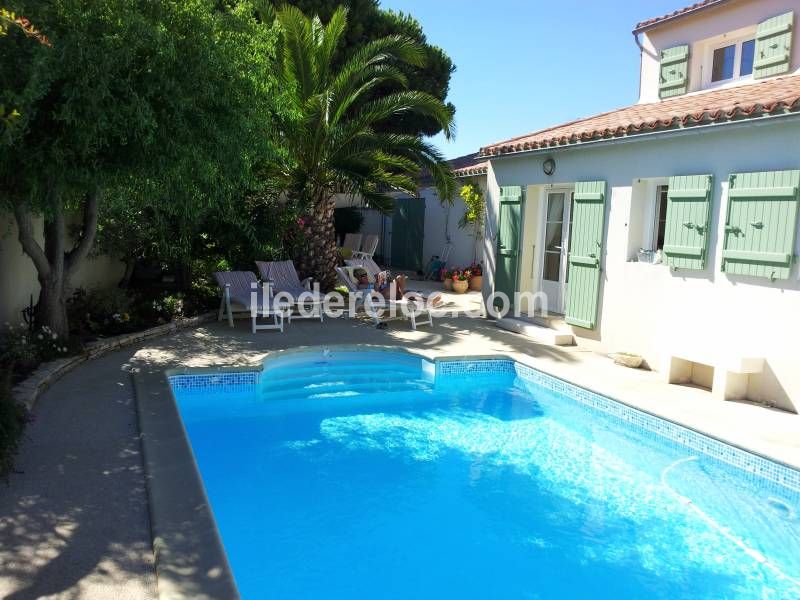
651, 184, 669, 252
641, 178, 669, 252
701, 27, 757, 89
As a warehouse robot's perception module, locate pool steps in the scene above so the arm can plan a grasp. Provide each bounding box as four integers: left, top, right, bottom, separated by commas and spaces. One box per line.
259, 378, 434, 402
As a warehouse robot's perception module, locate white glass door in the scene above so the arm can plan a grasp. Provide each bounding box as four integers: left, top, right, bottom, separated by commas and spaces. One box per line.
540, 191, 572, 314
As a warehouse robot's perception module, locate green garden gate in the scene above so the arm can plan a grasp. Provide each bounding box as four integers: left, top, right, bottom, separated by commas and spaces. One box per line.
495, 186, 524, 307
391, 197, 425, 271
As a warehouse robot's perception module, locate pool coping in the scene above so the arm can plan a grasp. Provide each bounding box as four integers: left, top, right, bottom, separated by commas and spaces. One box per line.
134, 369, 240, 600
135, 344, 800, 599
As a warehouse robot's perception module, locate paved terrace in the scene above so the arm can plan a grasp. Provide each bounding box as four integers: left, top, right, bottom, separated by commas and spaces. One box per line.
2, 308, 799, 598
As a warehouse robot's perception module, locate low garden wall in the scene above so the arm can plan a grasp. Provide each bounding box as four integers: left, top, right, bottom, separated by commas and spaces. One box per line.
12, 312, 215, 411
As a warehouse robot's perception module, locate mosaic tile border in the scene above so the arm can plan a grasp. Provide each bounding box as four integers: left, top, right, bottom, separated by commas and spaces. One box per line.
169, 371, 260, 390
436, 359, 516, 376
513, 361, 800, 495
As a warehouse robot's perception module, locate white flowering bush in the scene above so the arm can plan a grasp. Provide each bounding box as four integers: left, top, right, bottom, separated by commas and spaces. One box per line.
0, 322, 72, 374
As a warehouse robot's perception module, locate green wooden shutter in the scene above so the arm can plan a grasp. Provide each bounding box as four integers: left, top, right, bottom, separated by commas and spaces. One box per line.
494, 186, 523, 306
565, 181, 606, 329
754, 11, 794, 79
663, 174, 713, 270
659, 45, 689, 99
722, 170, 800, 280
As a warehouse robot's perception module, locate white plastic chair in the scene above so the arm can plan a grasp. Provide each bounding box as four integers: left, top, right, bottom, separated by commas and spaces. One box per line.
255, 260, 323, 322
341, 233, 362, 253
352, 234, 379, 259
342, 260, 437, 330
214, 271, 285, 333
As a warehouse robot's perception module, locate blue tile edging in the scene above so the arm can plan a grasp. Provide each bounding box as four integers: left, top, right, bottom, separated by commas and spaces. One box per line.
436, 359, 516, 376
436, 358, 800, 495
169, 371, 260, 391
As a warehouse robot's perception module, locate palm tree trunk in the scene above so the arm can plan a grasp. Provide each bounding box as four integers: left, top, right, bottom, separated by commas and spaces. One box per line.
298, 193, 338, 290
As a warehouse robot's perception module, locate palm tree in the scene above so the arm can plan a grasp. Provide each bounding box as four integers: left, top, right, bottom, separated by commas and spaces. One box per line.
270, 5, 456, 288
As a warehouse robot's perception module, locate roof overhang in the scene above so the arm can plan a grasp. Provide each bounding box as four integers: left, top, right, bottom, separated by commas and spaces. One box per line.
633, 0, 733, 34
453, 162, 488, 178
480, 110, 800, 162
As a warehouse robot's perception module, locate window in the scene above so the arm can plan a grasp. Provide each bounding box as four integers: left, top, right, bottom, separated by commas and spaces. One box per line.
740, 39, 755, 76
712, 44, 735, 81
709, 37, 756, 83
627, 179, 669, 263
653, 185, 668, 251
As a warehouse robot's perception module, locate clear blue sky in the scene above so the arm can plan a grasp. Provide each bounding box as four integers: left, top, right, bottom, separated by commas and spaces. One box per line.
380, 0, 687, 159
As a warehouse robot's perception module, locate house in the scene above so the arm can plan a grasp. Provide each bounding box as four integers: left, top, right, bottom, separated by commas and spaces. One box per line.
336, 152, 487, 273
479, 0, 800, 411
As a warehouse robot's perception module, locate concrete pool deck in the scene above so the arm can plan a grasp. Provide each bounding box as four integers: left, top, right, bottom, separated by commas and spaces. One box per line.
2, 314, 799, 598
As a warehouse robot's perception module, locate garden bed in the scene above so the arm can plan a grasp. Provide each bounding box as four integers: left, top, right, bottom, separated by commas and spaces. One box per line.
11, 311, 215, 412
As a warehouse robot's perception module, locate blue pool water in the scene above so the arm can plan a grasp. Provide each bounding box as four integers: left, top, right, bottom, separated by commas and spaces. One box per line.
171, 350, 800, 599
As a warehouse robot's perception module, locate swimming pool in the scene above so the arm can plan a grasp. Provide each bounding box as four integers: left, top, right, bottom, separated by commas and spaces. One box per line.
170, 349, 800, 599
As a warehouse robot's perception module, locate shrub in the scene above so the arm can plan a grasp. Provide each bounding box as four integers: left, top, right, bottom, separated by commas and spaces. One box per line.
0, 367, 29, 479
67, 287, 135, 337
0, 323, 75, 380
458, 183, 485, 231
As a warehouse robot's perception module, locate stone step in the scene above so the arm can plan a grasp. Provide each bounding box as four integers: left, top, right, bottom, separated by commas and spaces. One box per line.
529, 314, 572, 332
495, 317, 575, 346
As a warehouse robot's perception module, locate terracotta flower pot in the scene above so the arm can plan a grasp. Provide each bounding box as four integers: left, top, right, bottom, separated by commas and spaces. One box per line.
452, 279, 469, 294
469, 275, 483, 291
443, 278, 453, 291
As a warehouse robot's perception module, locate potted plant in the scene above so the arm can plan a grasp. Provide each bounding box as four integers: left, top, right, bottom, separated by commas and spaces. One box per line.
442, 268, 453, 291
452, 269, 470, 294
469, 262, 483, 291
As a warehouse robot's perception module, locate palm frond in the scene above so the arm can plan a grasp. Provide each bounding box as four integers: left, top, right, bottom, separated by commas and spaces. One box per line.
276, 6, 317, 100
272, 6, 456, 211
352, 91, 455, 140
329, 64, 409, 124
317, 6, 348, 84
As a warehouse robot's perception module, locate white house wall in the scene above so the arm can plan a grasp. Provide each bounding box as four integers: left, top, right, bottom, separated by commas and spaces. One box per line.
418, 186, 484, 271
483, 117, 800, 411
0, 213, 125, 325
639, 0, 800, 103
336, 188, 484, 270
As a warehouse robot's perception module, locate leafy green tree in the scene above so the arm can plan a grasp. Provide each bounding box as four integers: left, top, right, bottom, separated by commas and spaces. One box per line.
270, 5, 456, 288
269, 0, 455, 137
0, 0, 278, 336
0, 7, 48, 139
458, 182, 485, 264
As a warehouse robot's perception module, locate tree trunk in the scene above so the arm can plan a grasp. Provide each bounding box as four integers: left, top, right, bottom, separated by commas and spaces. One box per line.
37, 274, 69, 335
118, 258, 136, 288
13, 186, 101, 338
297, 194, 338, 290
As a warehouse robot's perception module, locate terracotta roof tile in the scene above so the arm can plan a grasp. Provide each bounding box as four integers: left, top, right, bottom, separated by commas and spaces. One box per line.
633, 0, 729, 32
453, 161, 488, 177
480, 75, 800, 158
418, 152, 484, 186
